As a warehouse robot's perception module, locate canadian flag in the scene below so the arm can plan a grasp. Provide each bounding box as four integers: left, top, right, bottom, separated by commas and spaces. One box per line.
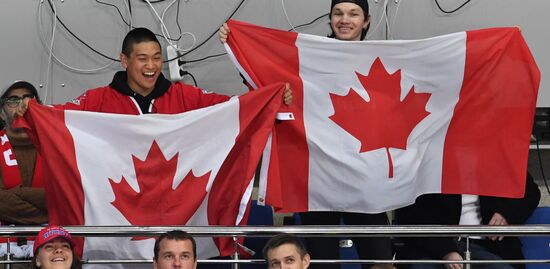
17, 83, 285, 268
224, 20, 540, 214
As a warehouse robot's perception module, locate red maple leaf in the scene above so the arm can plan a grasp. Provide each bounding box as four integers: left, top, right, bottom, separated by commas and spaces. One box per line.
329, 57, 431, 178
109, 141, 210, 240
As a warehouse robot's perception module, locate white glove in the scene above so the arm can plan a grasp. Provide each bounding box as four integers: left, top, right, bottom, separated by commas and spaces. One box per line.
0, 243, 26, 259
21, 241, 35, 257
0, 243, 6, 256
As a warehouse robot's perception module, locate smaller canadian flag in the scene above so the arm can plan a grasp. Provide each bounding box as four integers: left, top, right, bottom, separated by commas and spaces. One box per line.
16, 82, 286, 268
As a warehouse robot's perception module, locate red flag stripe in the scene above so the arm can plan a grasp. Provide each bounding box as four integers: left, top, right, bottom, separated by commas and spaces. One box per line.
227, 20, 310, 212
442, 28, 540, 197
208, 83, 285, 255
19, 101, 85, 255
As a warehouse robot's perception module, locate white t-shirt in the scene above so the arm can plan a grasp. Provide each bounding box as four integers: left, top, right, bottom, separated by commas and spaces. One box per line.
460, 194, 482, 239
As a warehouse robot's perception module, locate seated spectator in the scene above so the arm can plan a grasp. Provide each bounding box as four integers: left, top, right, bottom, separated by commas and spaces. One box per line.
395, 172, 541, 269
262, 234, 310, 269
1, 81, 47, 267
153, 230, 196, 269
30, 226, 81, 269
263, 234, 394, 269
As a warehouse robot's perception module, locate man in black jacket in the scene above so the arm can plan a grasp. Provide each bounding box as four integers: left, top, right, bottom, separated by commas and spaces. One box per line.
395, 172, 540, 269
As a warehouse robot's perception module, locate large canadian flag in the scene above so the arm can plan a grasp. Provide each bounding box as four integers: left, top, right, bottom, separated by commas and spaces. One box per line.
17, 83, 285, 268
225, 20, 540, 214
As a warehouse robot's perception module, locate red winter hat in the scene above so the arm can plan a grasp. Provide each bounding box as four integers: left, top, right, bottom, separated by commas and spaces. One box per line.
33, 226, 75, 254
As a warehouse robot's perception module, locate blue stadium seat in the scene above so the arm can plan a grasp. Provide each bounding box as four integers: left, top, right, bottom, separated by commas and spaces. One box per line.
520, 207, 550, 269
242, 200, 274, 269
247, 200, 274, 226
292, 213, 362, 269
200, 200, 274, 269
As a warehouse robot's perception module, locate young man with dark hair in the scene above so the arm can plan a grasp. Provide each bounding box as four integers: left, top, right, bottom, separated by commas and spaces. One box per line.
262, 234, 310, 269
18, 27, 291, 115
262, 234, 394, 269
153, 230, 197, 269
220, 2, 390, 268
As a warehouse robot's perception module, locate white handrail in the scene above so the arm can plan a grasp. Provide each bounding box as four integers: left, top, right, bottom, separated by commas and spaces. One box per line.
1, 225, 549, 266
1, 225, 549, 237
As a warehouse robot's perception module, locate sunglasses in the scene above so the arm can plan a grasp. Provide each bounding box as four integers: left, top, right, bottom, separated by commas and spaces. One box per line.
1, 94, 35, 108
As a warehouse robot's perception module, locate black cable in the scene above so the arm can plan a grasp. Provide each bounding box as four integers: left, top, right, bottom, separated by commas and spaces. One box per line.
182, 12, 327, 65
292, 13, 329, 31
45, 0, 242, 64
141, 0, 169, 3
176, 9, 330, 85
182, 71, 198, 87
45, 0, 322, 65
95, 0, 129, 26
385, 3, 389, 40
184, 53, 226, 64
180, 0, 246, 56
95, 0, 182, 42
46, 0, 120, 62
434, 0, 472, 14
166, 0, 247, 62
175, 0, 183, 41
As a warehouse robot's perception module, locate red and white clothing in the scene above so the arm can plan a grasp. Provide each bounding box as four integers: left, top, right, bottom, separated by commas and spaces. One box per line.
0, 130, 46, 225
0, 129, 46, 258
57, 72, 230, 114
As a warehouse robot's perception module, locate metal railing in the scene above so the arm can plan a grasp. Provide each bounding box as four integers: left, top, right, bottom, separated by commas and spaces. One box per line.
2, 225, 550, 267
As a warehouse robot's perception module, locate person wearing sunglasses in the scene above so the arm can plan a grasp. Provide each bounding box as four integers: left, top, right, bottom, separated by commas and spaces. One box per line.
0, 81, 47, 262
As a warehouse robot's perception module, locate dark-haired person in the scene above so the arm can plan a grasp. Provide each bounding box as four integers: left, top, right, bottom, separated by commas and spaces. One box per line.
30, 226, 82, 269
263, 234, 394, 269
263, 234, 310, 269
327, 0, 370, 41
0, 81, 47, 265
153, 230, 196, 269
18, 27, 291, 116
219, 1, 392, 269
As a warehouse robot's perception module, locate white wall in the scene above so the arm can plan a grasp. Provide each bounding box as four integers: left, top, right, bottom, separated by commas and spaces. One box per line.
388, 0, 549, 107
1, 0, 547, 106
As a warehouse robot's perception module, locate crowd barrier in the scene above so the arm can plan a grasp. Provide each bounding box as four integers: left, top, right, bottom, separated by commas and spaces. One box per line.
1, 225, 550, 268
